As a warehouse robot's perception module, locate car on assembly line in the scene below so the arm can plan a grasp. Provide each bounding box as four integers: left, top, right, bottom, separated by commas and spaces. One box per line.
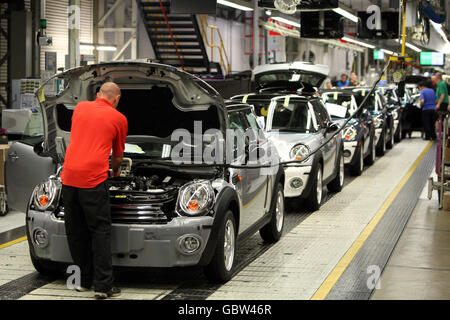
378, 86, 403, 143
342, 87, 395, 157
321, 89, 376, 176
251, 61, 330, 94
230, 92, 344, 211
14, 62, 286, 283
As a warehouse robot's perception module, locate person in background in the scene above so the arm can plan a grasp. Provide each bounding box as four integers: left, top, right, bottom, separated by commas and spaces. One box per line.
433, 72, 449, 113
337, 74, 349, 87
419, 80, 437, 140
326, 81, 333, 89
349, 72, 360, 86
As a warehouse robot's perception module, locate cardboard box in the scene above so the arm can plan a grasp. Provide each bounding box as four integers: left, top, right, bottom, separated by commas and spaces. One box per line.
0, 144, 10, 186
443, 191, 450, 211
445, 139, 450, 163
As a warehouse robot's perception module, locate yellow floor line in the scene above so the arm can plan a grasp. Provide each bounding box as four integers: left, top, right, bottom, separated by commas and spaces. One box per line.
311, 141, 433, 300
0, 236, 27, 250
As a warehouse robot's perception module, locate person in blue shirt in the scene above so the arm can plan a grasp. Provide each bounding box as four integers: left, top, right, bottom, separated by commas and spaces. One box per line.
337, 74, 349, 87
419, 81, 437, 140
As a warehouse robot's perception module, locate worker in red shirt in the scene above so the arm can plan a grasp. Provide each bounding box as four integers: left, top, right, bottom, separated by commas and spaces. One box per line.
61, 82, 128, 299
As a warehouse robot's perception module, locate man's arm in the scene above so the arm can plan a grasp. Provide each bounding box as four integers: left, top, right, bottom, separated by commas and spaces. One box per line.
111, 154, 123, 177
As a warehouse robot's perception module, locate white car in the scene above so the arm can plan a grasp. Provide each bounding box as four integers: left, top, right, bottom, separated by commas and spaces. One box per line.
232, 93, 344, 211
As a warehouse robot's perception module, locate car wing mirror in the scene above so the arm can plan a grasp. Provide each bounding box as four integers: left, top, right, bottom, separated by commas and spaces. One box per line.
326, 122, 340, 133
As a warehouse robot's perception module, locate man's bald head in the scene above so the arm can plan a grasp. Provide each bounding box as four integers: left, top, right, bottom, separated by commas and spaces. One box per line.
97, 82, 121, 108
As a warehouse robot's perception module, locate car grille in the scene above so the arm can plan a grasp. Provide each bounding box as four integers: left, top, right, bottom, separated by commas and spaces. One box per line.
109, 189, 178, 224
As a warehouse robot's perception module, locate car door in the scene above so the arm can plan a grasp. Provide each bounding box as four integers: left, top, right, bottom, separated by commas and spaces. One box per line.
227, 108, 268, 234
5, 137, 56, 213
311, 99, 336, 180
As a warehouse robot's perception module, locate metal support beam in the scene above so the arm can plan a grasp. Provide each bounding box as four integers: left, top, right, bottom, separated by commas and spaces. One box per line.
98, 0, 124, 26
68, 0, 80, 68
252, 0, 259, 68
112, 34, 135, 61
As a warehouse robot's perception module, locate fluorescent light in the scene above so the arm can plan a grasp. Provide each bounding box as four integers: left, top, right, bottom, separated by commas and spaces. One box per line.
333, 7, 358, 23
342, 36, 375, 49
96, 45, 117, 51
80, 44, 95, 50
381, 49, 398, 56
272, 16, 301, 28
217, 0, 254, 11
395, 39, 421, 52
266, 10, 272, 16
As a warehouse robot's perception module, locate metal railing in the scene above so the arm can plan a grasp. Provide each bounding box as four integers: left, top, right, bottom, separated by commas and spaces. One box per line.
198, 14, 231, 75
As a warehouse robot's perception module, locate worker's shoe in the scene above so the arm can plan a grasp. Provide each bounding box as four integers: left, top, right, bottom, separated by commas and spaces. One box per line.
94, 287, 121, 299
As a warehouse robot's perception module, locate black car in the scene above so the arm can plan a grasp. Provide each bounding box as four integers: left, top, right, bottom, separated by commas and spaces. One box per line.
378, 86, 403, 143
342, 87, 395, 156
321, 89, 376, 176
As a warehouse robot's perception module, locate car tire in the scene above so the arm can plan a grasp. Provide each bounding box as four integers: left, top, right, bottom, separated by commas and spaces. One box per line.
305, 163, 323, 211
376, 128, 386, 156
349, 143, 364, 176
260, 183, 284, 243
386, 126, 394, 149
364, 135, 376, 166
327, 152, 344, 192
204, 210, 236, 283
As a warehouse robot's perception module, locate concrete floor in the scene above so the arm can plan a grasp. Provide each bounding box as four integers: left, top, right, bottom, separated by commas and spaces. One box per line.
0, 134, 447, 300
371, 174, 450, 300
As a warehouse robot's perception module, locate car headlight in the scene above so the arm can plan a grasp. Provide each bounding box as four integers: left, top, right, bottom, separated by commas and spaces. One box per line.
373, 117, 382, 128
392, 111, 399, 120
290, 144, 310, 161
343, 126, 357, 141
32, 178, 61, 211
177, 180, 215, 216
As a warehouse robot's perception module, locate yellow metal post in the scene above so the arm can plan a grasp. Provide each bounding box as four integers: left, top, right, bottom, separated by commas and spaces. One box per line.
401, 0, 407, 57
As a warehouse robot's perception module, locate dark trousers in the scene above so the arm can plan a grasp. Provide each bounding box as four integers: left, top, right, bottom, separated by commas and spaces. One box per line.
422, 109, 437, 140
62, 181, 113, 292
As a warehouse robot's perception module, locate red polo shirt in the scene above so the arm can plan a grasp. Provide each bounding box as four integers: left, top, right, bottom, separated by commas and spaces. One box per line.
61, 97, 128, 188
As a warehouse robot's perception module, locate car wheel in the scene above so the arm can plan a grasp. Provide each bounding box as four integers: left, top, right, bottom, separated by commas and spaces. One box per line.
365, 135, 376, 166
376, 129, 386, 156
386, 127, 394, 149
306, 163, 323, 211
327, 152, 344, 192
260, 183, 284, 243
350, 142, 364, 176
204, 210, 236, 283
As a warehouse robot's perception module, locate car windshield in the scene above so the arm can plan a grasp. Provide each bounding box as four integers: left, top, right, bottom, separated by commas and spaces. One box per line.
255, 71, 324, 89
323, 93, 353, 109
271, 99, 316, 133
353, 90, 377, 111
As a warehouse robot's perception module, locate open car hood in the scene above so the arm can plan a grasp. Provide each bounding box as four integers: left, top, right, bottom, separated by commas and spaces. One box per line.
252, 62, 329, 92
35, 62, 224, 162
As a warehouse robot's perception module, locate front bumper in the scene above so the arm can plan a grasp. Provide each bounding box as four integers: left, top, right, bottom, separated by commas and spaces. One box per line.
283, 165, 311, 198
28, 210, 214, 268
343, 141, 358, 165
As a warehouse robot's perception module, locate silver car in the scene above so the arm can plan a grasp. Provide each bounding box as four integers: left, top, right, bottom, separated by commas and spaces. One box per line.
231, 93, 344, 211
17, 62, 285, 283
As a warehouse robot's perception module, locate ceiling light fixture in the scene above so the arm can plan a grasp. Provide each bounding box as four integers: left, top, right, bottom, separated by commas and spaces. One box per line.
341, 36, 375, 49
395, 39, 421, 52
332, 7, 358, 23
217, 0, 254, 11
272, 16, 300, 28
